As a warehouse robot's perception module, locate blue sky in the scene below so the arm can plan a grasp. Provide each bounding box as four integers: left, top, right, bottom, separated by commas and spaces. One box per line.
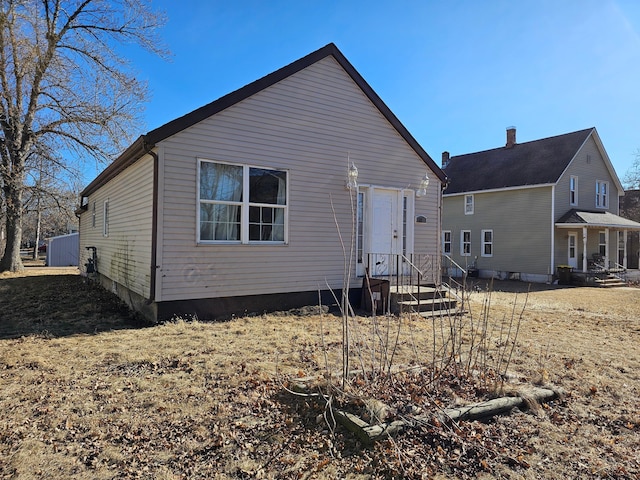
101, 0, 640, 186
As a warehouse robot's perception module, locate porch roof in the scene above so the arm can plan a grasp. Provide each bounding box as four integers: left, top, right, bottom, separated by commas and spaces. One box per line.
555, 209, 640, 230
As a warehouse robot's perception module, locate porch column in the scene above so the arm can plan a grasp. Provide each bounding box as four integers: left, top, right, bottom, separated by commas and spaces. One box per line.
582, 227, 588, 272
605, 227, 610, 268
624, 230, 628, 269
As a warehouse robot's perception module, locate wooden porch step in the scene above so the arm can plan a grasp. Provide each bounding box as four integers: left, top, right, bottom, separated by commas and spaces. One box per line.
594, 277, 627, 288
389, 285, 440, 300
396, 297, 457, 313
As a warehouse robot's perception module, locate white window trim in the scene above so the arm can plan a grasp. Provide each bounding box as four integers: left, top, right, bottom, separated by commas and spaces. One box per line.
595, 180, 609, 209
461, 230, 471, 256
481, 229, 493, 257
570, 176, 578, 206
356, 190, 364, 263
464, 194, 474, 215
197, 158, 289, 244
103, 199, 109, 237
401, 190, 416, 257
442, 230, 452, 255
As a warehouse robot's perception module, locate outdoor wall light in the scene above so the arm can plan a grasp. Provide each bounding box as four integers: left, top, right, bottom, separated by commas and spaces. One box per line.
346, 162, 358, 190
416, 172, 429, 197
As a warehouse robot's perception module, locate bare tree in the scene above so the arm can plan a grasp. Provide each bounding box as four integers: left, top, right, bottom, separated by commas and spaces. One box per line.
622, 150, 640, 191
22, 154, 78, 259
0, 0, 167, 272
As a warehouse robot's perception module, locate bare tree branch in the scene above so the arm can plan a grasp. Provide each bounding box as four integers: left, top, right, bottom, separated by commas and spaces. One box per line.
0, 0, 167, 271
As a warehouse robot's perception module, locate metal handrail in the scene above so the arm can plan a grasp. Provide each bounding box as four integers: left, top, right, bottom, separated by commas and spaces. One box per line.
401, 254, 425, 278
610, 261, 628, 282
442, 254, 467, 276
441, 255, 468, 313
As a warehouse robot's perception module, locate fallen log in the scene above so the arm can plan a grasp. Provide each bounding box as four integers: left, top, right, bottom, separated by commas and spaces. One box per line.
335, 386, 560, 445
440, 387, 557, 423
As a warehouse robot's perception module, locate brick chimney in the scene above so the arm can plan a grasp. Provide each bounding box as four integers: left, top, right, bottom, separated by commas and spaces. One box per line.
506, 126, 516, 148
442, 151, 450, 169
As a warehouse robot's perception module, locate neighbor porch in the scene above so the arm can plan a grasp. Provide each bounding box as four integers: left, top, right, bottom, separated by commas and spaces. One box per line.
555, 209, 640, 282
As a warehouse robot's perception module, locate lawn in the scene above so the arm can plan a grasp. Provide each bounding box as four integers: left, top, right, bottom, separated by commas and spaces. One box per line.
0, 266, 639, 479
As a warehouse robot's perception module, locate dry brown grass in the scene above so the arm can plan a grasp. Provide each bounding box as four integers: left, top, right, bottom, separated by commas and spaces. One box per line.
0, 268, 639, 479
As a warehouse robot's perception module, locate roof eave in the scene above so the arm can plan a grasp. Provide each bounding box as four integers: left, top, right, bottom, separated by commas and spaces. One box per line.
80, 136, 152, 198
556, 222, 640, 230
80, 43, 447, 198
443, 183, 555, 197
589, 128, 625, 195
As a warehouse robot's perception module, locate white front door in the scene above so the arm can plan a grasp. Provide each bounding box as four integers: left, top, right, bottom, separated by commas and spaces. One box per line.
568, 232, 578, 269
367, 188, 413, 276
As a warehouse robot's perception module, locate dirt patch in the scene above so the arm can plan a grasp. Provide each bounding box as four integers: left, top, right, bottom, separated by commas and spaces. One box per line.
0, 267, 147, 338
0, 271, 639, 479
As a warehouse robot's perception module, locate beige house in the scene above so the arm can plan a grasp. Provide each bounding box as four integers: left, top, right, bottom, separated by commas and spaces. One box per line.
77, 44, 446, 321
442, 127, 640, 283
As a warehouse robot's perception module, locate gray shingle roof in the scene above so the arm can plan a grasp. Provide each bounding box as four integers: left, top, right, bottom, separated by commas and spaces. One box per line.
443, 128, 594, 194
556, 209, 640, 230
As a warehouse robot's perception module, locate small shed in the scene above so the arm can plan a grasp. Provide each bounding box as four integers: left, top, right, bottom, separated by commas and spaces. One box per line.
46, 232, 79, 267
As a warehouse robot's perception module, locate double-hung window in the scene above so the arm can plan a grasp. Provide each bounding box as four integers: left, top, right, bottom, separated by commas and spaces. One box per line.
442, 230, 452, 255
199, 160, 288, 243
481, 229, 493, 257
599, 231, 606, 257
570, 176, 578, 206
464, 194, 474, 215
595, 180, 608, 209
461, 230, 471, 256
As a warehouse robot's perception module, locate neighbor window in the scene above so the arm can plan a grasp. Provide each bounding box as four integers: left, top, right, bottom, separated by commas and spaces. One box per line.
464, 194, 474, 215
599, 231, 606, 257
198, 159, 288, 243
570, 176, 578, 205
481, 229, 493, 257
595, 180, 608, 209
461, 230, 471, 256
92, 202, 96, 228
442, 230, 452, 255
618, 231, 625, 266
103, 199, 109, 237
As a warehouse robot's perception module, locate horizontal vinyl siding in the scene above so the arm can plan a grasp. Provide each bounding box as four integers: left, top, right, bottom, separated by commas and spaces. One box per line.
555, 136, 620, 217
78, 155, 154, 298
157, 56, 441, 302
443, 187, 552, 275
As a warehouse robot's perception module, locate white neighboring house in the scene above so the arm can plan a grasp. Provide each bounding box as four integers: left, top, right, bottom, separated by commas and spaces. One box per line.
77, 44, 447, 322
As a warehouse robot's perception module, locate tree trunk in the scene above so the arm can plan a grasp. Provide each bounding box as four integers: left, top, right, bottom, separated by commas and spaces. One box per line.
0, 187, 25, 273
32, 201, 42, 261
